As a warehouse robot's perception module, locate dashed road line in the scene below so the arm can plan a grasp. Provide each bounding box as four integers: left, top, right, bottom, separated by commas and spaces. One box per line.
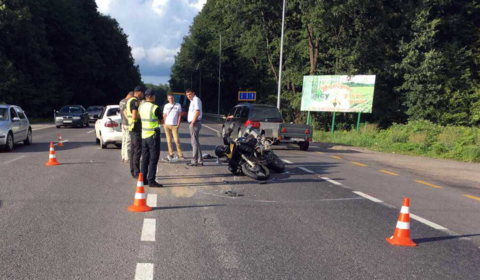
379, 169, 399, 176
140, 219, 156, 242
32, 125, 55, 131
87, 130, 95, 134
464, 194, 480, 202
320, 177, 342, 186
352, 191, 383, 203
4, 156, 25, 164
316, 151, 324, 154
298, 167, 315, 174
282, 159, 293, 164
331, 155, 343, 160
414, 180, 442, 189
147, 194, 157, 207
53, 140, 69, 146
351, 161, 367, 167
203, 124, 220, 133
410, 214, 449, 231
135, 263, 154, 280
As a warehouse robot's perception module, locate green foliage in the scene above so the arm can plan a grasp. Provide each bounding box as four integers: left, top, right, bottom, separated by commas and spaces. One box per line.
314, 120, 480, 162
0, 0, 141, 118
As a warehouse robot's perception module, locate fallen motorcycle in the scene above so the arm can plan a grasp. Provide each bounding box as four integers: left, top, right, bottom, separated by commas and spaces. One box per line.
244, 126, 285, 173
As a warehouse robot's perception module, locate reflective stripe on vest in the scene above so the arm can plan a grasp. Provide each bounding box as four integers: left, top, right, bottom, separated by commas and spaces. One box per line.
126, 97, 138, 131
139, 102, 158, 139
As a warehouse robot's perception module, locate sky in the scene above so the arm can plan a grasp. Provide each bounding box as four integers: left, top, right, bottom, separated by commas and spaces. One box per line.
94, 0, 207, 85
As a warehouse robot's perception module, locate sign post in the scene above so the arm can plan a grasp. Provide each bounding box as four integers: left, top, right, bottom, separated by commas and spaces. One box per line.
331, 112, 336, 134
356, 112, 361, 131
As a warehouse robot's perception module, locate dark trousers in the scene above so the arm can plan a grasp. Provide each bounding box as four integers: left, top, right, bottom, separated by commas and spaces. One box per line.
141, 133, 160, 184
130, 132, 142, 177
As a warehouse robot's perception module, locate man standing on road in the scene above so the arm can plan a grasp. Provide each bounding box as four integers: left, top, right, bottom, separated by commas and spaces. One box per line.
186, 89, 203, 166
139, 89, 163, 188
120, 92, 133, 163
163, 93, 184, 162
126, 86, 144, 179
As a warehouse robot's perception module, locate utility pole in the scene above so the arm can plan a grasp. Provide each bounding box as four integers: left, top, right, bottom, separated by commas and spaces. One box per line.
218, 34, 222, 115
276, 0, 286, 110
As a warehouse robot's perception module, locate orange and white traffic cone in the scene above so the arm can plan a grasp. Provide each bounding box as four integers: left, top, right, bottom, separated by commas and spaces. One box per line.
386, 197, 417, 247
128, 173, 152, 212
57, 133, 64, 147
45, 142, 60, 166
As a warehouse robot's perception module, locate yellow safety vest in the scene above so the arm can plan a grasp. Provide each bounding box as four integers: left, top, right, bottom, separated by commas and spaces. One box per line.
126, 97, 138, 132
139, 101, 159, 139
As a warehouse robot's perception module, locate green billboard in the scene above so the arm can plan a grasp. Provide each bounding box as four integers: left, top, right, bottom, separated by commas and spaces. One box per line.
301, 75, 376, 113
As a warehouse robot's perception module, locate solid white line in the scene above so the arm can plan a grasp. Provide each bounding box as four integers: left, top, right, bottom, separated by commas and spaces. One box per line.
87, 130, 95, 134
320, 177, 342, 186
141, 219, 156, 242
4, 156, 25, 164
203, 124, 220, 133
298, 167, 315, 174
134, 263, 154, 280
283, 159, 293, 164
147, 194, 157, 207
53, 140, 69, 146
32, 125, 55, 131
352, 191, 383, 203
410, 214, 448, 231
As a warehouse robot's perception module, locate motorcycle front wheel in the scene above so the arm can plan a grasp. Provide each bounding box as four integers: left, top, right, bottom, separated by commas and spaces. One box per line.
267, 153, 285, 173
241, 162, 270, 181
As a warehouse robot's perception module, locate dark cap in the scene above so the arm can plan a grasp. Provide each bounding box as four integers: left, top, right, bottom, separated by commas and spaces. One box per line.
134, 86, 144, 92
145, 88, 155, 97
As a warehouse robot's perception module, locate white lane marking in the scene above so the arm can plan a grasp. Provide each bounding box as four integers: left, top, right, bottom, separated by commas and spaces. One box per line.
135, 263, 154, 280
352, 191, 383, 203
410, 214, 448, 231
283, 159, 293, 164
53, 140, 69, 146
4, 156, 26, 164
87, 130, 95, 134
320, 177, 342, 186
203, 124, 220, 133
32, 125, 55, 131
147, 194, 157, 207
298, 167, 315, 174
141, 219, 156, 242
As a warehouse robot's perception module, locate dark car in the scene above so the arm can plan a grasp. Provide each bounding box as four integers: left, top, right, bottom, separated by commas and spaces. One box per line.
223, 103, 283, 134
87, 106, 105, 123
55, 105, 90, 128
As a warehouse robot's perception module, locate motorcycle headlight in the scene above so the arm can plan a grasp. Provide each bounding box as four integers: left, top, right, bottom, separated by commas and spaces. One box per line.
73, 117, 81, 120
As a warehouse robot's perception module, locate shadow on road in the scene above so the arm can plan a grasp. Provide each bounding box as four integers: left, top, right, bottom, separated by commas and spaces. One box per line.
414, 233, 480, 244
151, 204, 225, 211
60, 162, 107, 165
6, 141, 97, 153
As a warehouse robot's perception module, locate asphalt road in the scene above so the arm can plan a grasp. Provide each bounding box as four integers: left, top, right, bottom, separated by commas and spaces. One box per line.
0, 121, 479, 279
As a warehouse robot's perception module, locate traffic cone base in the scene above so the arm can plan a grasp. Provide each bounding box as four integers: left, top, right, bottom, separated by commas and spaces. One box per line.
45, 142, 60, 166
128, 173, 152, 212
386, 197, 417, 247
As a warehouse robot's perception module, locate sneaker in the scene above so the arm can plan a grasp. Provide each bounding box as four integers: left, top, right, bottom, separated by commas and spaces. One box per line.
149, 182, 163, 188
162, 155, 173, 162
179, 156, 186, 160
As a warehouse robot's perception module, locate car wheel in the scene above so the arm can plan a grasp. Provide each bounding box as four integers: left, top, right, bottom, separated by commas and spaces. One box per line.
24, 128, 32, 145
56, 126, 61, 129
99, 134, 106, 149
299, 141, 309, 151
86, 119, 90, 127
95, 132, 100, 144
5, 132, 14, 152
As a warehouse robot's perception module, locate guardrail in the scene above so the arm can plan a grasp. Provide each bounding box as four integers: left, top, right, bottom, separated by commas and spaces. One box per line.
202, 113, 224, 124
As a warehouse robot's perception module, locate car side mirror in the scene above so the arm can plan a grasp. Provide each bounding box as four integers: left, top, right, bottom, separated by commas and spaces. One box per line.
12, 117, 20, 122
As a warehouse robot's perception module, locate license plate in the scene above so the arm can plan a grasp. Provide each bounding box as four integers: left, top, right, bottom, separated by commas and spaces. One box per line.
292, 138, 304, 141
63, 120, 72, 123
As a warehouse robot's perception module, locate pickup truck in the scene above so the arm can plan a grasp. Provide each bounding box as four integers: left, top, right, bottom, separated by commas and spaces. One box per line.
221, 103, 312, 151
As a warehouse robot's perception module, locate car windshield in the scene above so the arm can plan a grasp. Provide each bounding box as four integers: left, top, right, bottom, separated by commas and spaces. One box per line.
0, 108, 7, 121
88, 106, 103, 112
60, 106, 82, 113
250, 107, 282, 120
106, 108, 120, 117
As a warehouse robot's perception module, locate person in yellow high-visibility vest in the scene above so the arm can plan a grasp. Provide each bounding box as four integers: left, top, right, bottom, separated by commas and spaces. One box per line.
139, 88, 164, 187
126, 86, 144, 179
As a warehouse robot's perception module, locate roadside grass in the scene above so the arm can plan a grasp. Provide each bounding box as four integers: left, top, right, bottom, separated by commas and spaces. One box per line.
29, 118, 53, 124
313, 120, 480, 163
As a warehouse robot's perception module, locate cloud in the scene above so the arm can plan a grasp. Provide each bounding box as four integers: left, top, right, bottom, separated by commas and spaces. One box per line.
95, 0, 206, 84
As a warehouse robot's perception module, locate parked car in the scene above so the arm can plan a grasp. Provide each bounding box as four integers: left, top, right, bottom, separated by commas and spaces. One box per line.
95, 105, 122, 149
54, 105, 90, 128
87, 106, 105, 123
0, 105, 32, 152
222, 103, 312, 151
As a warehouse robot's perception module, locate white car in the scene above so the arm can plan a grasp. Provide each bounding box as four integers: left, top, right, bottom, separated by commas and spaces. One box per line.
95, 105, 122, 149
0, 105, 32, 151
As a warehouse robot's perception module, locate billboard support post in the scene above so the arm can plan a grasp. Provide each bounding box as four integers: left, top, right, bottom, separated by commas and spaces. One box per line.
307, 111, 311, 125
331, 112, 336, 134
356, 112, 361, 131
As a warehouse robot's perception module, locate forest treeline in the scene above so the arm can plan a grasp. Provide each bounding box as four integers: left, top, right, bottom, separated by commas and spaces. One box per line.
170, 0, 480, 128
0, 0, 141, 117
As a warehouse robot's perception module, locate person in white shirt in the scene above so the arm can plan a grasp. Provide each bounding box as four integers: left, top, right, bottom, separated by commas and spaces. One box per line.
186, 89, 203, 166
163, 94, 184, 161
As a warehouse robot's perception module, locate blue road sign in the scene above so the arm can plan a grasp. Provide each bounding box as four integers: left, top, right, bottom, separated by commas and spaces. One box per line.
238, 91, 256, 101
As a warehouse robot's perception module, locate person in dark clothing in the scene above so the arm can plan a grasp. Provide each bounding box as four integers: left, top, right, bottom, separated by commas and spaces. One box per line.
140, 88, 164, 187
126, 86, 144, 178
